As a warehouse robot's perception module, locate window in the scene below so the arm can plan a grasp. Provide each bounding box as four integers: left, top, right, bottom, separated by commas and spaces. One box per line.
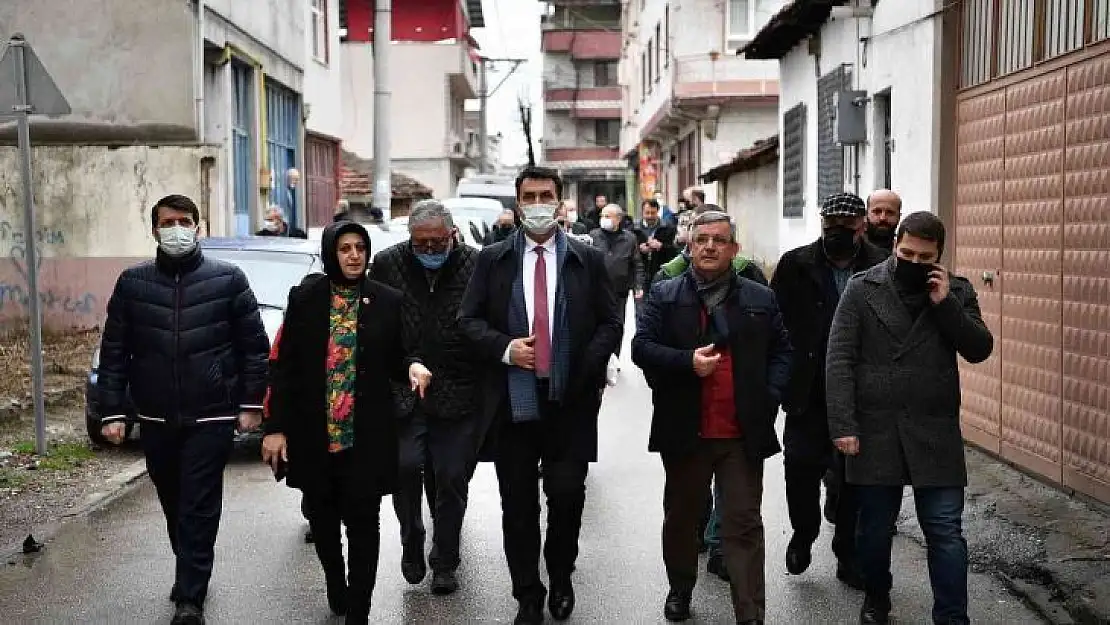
646, 39, 654, 91
874, 91, 892, 191
648, 23, 657, 82
997, 0, 1034, 76
726, 0, 756, 50
676, 132, 699, 193
595, 120, 620, 146
1097, 0, 1110, 42
311, 0, 329, 62
641, 52, 647, 101
782, 103, 806, 218
1044, 0, 1085, 58
664, 5, 670, 67
817, 66, 850, 204
594, 61, 618, 87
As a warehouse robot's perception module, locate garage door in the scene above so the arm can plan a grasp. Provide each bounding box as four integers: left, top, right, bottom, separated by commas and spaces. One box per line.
955, 46, 1110, 503
954, 0, 1110, 503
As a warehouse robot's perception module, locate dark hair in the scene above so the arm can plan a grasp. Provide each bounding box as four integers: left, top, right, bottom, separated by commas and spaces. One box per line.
642, 199, 660, 210
695, 202, 722, 215
691, 189, 706, 203
151, 194, 200, 229
896, 211, 946, 257
690, 210, 737, 242
514, 165, 562, 202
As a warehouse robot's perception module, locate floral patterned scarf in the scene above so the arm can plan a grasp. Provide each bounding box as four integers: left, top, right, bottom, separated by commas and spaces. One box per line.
325, 284, 359, 452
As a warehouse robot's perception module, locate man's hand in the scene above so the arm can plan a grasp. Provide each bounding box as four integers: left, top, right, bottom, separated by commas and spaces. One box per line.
408, 362, 433, 398
692, 345, 720, 378
648, 238, 663, 251
639, 242, 651, 253
834, 436, 860, 456
927, 265, 950, 305
261, 433, 288, 472
509, 335, 536, 370
100, 422, 127, 445
237, 410, 262, 433
634, 289, 644, 300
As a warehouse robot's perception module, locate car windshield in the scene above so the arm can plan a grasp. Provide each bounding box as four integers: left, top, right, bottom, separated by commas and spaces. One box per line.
442, 202, 503, 228
204, 249, 315, 309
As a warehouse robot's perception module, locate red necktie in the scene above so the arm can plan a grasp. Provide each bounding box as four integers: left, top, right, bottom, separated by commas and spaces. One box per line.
533, 247, 551, 377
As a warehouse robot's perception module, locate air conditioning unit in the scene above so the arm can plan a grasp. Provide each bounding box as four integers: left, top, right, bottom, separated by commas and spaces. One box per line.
451, 141, 465, 156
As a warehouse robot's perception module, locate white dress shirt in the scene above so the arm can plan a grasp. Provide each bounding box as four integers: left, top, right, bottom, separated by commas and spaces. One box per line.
502, 235, 558, 365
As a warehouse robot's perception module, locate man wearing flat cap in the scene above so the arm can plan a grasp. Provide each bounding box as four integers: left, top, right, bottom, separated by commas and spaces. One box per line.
769, 192, 889, 588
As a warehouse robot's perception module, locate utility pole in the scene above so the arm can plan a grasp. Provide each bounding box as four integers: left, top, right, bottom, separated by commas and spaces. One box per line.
477, 57, 527, 175
372, 0, 392, 219
478, 60, 488, 173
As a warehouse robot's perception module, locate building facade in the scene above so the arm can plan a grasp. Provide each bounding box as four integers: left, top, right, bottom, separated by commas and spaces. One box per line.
304, 0, 344, 227
339, 0, 483, 202
743, 0, 948, 257
619, 0, 783, 227
540, 0, 627, 211
0, 0, 307, 329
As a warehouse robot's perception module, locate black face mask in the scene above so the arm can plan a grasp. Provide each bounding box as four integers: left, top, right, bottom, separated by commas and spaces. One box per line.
822, 225, 859, 260
894, 257, 934, 292
867, 222, 895, 248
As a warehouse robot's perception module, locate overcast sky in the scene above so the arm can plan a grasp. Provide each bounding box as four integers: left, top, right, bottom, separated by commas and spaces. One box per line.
470, 0, 544, 167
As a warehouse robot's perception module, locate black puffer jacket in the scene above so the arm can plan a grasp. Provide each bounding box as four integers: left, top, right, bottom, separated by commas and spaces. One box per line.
97, 248, 270, 426
368, 241, 481, 420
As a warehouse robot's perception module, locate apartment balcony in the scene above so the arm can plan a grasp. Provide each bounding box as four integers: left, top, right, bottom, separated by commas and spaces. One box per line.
542, 146, 624, 172
541, 30, 620, 59
544, 86, 621, 118
445, 132, 480, 165
672, 54, 779, 103
443, 41, 481, 100
541, 15, 621, 32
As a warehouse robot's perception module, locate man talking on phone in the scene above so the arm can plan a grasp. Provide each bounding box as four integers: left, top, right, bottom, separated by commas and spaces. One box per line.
632, 211, 791, 623
826, 211, 993, 625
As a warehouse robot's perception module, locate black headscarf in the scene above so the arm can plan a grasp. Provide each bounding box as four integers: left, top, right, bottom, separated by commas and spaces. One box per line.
321, 221, 371, 287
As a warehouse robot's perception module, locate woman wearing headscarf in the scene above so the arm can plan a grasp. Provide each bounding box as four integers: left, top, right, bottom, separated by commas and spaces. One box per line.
262, 221, 432, 624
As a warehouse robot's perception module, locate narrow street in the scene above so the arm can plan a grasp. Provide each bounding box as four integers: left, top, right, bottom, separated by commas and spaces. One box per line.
0, 325, 1042, 624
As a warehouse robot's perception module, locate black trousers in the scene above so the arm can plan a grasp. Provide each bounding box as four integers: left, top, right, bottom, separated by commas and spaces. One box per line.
494, 397, 589, 604
783, 411, 859, 566
141, 421, 235, 606
302, 449, 383, 621
393, 409, 480, 572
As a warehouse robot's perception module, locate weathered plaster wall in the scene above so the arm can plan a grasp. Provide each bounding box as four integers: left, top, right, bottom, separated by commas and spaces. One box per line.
0, 145, 220, 330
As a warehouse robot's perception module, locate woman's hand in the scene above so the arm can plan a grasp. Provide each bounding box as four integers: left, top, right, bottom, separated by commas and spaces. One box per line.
261, 433, 288, 472
408, 363, 433, 398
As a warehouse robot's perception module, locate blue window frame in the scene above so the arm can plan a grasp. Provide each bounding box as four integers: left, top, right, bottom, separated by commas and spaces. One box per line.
266, 81, 301, 226
231, 62, 254, 236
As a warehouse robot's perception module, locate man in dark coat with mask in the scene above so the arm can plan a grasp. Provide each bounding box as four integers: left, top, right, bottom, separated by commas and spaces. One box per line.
769, 192, 889, 589
368, 199, 481, 596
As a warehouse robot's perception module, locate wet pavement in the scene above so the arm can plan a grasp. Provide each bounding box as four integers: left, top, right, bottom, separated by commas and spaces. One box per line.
0, 334, 1043, 623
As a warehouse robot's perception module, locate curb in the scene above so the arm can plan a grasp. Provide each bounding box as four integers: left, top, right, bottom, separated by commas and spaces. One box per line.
0, 457, 147, 563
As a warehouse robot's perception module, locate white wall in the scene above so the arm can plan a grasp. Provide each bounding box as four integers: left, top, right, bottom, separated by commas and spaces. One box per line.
725, 164, 780, 267
776, 0, 942, 257
303, 0, 343, 139
206, 0, 305, 71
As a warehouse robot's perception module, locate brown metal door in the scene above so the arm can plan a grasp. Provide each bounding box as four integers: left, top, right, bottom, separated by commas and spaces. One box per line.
998, 71, 1066, 484
955, 91, 1006, 454
1061, 53, 1110, 503
306, 135, 339, 228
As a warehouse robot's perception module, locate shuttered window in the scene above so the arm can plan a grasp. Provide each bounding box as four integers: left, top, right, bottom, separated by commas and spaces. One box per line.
782, 103, 806, 218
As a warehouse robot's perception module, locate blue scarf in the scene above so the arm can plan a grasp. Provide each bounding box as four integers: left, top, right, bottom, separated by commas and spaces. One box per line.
506, 229, 571, 422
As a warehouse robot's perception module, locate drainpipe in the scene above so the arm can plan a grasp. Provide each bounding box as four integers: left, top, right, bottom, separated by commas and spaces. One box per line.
194, 0, 205, 142
372, 0, 392, 219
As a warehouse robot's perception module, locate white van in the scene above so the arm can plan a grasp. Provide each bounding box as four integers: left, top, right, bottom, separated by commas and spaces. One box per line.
456, 175, 517, 210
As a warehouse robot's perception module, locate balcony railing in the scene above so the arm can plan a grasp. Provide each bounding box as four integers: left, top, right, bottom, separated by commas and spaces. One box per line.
541, 15, 622, 31
672, 53, 779, 100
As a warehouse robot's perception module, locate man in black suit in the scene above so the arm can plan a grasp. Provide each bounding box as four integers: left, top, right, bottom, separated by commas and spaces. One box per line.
459, 166, 622, 625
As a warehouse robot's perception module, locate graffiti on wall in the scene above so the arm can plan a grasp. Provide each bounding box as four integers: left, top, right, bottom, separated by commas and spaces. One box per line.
0, 220, 98, 320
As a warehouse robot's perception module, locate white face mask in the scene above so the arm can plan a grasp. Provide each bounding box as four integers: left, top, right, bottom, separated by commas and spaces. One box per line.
158, 225, 197, 257
521, 203, 559, 237
599, 217, 616, 231
263, 219, 280, 232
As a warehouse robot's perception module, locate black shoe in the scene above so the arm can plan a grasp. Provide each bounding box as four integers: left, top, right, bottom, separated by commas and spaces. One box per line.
664, 589, 692, 621
824, 496, 837, 524
859, 595, 891, 624
548, 583, 575, 620
170, 603, 205, 625
325, 569, 348, 616
706, 554, 730, 581
513, 600, 544, 625
401, 544, 426, 584
739, 621, 764, 625
169, 583, 180, 602
431, 570, 459, 596
836, 562, 864, 591
785, 537, 812, 575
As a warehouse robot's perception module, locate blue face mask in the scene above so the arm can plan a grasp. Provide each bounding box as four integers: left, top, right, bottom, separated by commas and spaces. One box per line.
415, 251, 449, 270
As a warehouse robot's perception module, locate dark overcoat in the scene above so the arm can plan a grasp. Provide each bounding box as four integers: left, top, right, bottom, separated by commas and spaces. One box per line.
825, 257, 994, 487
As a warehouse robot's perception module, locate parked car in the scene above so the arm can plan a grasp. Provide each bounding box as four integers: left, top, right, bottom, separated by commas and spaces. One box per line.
307, 221, 411, 263
85, 237, 321, 446
456, 175, 518, 210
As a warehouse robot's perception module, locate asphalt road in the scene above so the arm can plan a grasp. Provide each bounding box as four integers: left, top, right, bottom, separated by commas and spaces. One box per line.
0, 331, 1043, 624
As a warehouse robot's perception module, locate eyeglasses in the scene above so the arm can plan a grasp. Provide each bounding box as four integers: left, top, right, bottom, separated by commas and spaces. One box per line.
692, 234, 733, 247
411, 237, 453, 253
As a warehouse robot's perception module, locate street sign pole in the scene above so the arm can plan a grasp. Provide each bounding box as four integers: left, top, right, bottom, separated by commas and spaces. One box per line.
1, 33, 71, 456
10, 37, 47, 456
